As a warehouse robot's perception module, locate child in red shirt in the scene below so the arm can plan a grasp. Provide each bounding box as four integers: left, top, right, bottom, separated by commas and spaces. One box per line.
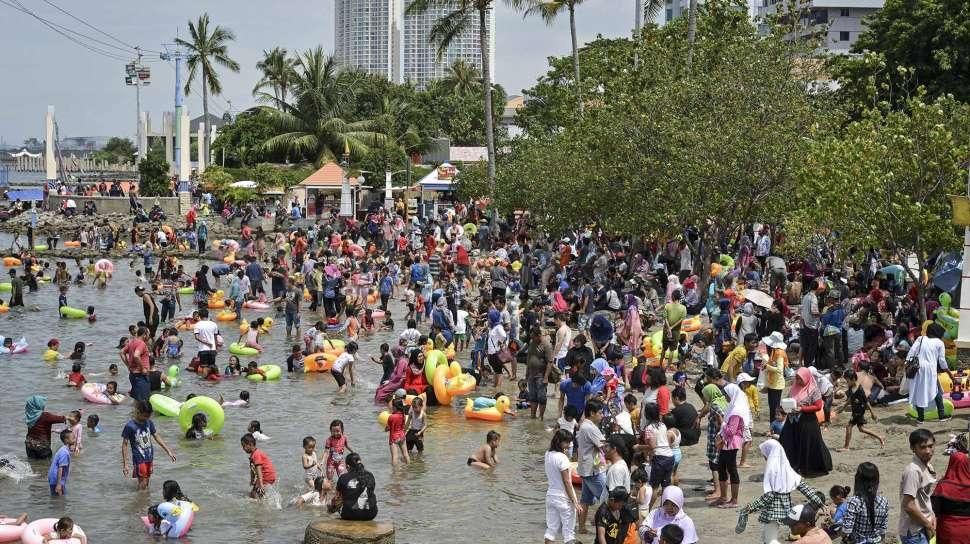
67, 363, 86, 388
241, 433, 277, 498
322, 419, 353, 480
385, 399, 409, 466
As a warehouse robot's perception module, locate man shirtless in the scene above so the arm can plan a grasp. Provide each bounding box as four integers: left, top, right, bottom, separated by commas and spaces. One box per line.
467, 430, 500, 469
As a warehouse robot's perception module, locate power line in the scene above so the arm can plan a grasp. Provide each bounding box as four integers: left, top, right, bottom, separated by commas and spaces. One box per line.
39, 0, 165, 55
0, 0, 130, 61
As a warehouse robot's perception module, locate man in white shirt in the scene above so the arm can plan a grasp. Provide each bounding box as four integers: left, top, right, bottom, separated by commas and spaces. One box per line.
576, 399, 607, 533
193, 309, 219, 378
604, 436, 631, 493
553, 313, 571, 369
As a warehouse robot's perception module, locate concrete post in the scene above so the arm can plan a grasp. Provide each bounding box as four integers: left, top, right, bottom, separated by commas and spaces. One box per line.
179, 110, 191, 184
196, 125, 206, 175
139, 112, 149, 162
45, 106, 56, 183
163, 112, 174, 174
956, 228, 970, 359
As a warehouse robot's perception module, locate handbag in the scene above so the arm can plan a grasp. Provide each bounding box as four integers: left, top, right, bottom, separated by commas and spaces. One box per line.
905, 337, 922, 379
497, 347, 514, 364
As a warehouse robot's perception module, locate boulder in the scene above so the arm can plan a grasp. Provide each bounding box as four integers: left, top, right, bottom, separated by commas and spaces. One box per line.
304, 519, 394, 544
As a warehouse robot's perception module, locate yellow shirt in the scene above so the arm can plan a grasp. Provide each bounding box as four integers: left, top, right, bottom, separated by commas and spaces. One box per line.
764, 348, 788, 391
744, 383, 760, 413
721, 345, 747, 380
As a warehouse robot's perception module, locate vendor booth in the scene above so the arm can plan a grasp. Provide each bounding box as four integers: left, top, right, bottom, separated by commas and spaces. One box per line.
414, 163, 458, 219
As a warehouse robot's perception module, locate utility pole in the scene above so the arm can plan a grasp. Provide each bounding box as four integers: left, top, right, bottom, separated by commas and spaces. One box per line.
634, 0, 642, 69
126, 48, 150, 161
161, 42, 189, 192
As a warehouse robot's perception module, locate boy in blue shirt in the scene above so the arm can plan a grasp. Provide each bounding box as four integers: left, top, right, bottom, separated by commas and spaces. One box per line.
121, 400, 177, 490
48, 429, 74, 496
559, 373, 593, 416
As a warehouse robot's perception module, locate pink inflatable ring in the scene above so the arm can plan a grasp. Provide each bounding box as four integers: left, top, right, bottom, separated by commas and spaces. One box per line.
20, 518, 85, 544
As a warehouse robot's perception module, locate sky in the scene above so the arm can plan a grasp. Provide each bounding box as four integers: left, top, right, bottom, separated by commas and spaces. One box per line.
0, 0, 637, 145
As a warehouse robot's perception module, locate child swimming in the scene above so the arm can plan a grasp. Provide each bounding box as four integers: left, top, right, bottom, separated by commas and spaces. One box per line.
468, 430, 501, 469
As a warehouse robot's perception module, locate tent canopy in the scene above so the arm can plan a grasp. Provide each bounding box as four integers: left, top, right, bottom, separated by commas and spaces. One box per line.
5, 189, 44, 201
417, 163, 458, 192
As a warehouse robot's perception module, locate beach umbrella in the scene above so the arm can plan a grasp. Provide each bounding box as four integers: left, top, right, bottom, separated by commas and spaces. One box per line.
744, 289, 774, 309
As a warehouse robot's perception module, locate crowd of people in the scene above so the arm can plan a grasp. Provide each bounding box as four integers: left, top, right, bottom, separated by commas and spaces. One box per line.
4, 198, 970, 544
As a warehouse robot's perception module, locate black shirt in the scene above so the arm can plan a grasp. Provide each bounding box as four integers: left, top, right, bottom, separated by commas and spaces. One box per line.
670, 402, 701, 446
336, 470, 377, 521
594, 502, 637, 544
378, 353, 394, 383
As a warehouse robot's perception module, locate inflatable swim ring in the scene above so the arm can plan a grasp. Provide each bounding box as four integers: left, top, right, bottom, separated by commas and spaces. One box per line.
35, 244, 52, 250
247, 364, 282, 381
377, 393, 427, 425
432, 362, 477, 405
178, 396, 225, 435
242, 300, 270, 310
0, 282, 10, 292
682, 316, 702, 333
304, 339, 345, 372
464, 395, 510, 422
81, 383, 126, 405
59, 306, 87, 319
0, 302, 8, 313
906, 398, 955, 421
424, 349, 450, 383
140, 499, 196, 538
0, 337, 28, 354
259, 317, 273, 333
159, 365, 181, 389
0, 517, 26, 543
20, 518, 85, 544
207, 298, 226, 309
2, 257, 21, 267
150, 394, 182, 417
216, 310, 237, 322
61, 241, 79, 248
178, 286, 194, 295
370, 309, 385, 319
94, 259, 114, 273
228, 343, 259, 357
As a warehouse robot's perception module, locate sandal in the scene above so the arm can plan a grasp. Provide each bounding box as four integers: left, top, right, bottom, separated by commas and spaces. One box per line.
707, 498, 726, 506
718, 502, 738, 509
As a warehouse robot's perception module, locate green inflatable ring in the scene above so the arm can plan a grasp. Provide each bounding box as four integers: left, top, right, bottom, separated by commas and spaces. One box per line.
34, 244, 48, 251
424, 349, 449, 383
0, 282, 10, 293
178, 396, 225, 435
59, 306, 87, 319
229, 342, 259, 357
149, 394, 182, 417
906, 398, 954, 421
718, 254, 735, 268
178, 286, 194, 295
247, 364, 282, 381
160, 365, 181, 389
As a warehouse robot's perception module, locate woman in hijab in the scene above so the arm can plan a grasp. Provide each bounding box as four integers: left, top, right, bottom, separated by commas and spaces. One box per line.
621, 293, 643, 355
665, 274, 682, 304
402, 349, 429, 396
638, 486, 698, 544
698, 380, 728, 500
23, 395, 65, 459
933, 432, 970, 542
779, 368, 832, 477
736, 440, 825, 544
193, 265, 214, 309
735, 302, 760, 343
431, 296, 455, 345
712, 383, 751, 507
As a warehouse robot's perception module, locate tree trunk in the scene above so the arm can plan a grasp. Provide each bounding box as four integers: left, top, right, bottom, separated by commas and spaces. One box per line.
202, 73, 210, 171
686, 0, 698, 71
570, 4, 583, 116
479, 6, 496, 202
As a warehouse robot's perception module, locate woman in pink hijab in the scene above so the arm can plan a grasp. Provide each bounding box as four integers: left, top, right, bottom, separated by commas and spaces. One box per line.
779, 368, 832, 477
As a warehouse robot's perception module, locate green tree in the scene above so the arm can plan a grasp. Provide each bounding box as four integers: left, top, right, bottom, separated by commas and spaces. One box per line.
260, 47, 385, 166
211, 109, 283, 167
176, 13, 241, 170
253, 47, 297, 109
441, 59, 481, 96
829, 0, 970, 112
138, 144, 171, 197
795, 94, 970, 318
407, 0, 520, 200
102, 137, 136, 164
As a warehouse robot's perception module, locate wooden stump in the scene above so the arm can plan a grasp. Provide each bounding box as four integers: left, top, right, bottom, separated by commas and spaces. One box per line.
304, 519, 394, 544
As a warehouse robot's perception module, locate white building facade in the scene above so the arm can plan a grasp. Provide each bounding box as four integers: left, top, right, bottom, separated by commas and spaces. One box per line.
334, 0, 402, 82
756, 0, 885, 53
402, 3, 495, 90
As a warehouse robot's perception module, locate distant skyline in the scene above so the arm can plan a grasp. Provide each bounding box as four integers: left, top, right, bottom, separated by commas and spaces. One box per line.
0, 0, 636, 144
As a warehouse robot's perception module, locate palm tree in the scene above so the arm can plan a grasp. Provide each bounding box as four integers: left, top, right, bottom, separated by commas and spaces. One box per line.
176, 13, 240, 169
407, 0, 511, 199
633, 0, 665, 69
520, 0, 589, 115
253, 47, 297, 109
260, 47, 385, 166
442, 59, 481, 96
686, 0, 698, 71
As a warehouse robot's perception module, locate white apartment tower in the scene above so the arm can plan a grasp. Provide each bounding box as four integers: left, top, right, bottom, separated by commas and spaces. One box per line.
403, 3, 495, 90
757, 0, 885, 53
334, 0, 402, 82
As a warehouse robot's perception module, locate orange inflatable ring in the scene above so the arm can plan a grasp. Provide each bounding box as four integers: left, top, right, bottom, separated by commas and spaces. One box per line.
432, 362, 478, 405
2, 257, 21, 267
64, 240, 81, 248
304, 339, 346, 372
682, 316, 701, 333
207, 299, 225, 309
216, 311, 237, 322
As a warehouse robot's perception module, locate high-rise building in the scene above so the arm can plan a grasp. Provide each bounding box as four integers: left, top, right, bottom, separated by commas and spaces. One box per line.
403, 3, 495, 90
334, 0, 402, 82
756, 0, 885, 53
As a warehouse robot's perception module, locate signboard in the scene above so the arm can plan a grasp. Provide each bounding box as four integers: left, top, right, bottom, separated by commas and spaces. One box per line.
950, 195, 970, 226
437, 163, 457, 181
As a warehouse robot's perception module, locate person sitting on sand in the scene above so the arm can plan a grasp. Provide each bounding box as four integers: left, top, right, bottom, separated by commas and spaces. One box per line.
468, 430, 500, 469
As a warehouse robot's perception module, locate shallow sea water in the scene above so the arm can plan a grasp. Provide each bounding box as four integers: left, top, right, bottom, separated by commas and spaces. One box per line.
0, 249, 551, 543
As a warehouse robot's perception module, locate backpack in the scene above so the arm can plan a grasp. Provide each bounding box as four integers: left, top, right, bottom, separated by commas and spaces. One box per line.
324, 278, 338, 299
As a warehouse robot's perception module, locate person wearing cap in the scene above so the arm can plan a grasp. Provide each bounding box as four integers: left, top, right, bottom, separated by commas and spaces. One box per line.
761, 331, 788, 435
786, 504, 830, 543
594, 486, 637, 544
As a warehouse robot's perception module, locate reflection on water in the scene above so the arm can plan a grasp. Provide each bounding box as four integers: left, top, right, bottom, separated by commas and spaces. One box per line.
0, 251, 547, 543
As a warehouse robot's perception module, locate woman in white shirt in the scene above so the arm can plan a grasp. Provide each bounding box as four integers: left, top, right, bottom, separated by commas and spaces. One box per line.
486, 310, 508, 389
544, 429, 580, 544
908, 323, 951, 422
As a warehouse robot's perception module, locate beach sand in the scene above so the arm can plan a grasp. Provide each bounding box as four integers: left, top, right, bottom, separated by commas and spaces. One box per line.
674, 399, 967, 543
